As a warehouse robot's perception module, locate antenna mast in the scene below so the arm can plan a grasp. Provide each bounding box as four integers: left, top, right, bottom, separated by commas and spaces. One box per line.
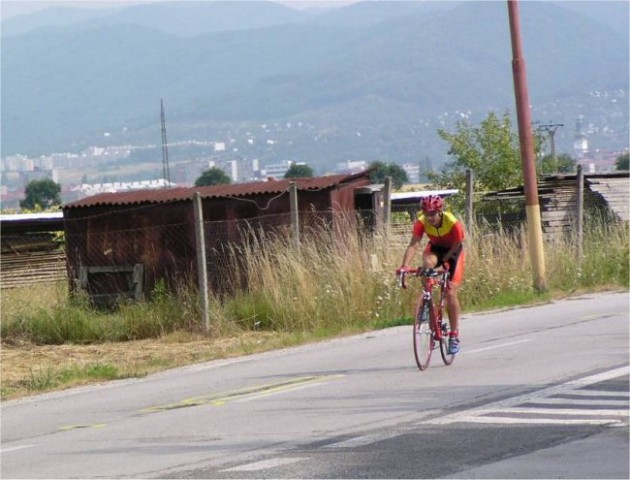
160, 98, 171, 185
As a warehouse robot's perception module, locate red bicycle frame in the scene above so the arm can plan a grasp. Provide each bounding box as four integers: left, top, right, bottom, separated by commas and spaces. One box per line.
399, 267, 455, 370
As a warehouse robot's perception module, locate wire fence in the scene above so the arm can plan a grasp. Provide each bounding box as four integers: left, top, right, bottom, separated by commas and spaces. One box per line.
59, 208, 372, 308
3, 172, 627, 308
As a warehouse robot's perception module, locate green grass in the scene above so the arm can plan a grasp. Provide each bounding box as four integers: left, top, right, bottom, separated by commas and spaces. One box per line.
18, 363, 144, 393
464, 290, 553, 313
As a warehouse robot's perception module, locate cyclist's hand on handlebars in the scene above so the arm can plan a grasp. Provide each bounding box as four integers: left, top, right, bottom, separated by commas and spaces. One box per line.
396, 266, 411, 289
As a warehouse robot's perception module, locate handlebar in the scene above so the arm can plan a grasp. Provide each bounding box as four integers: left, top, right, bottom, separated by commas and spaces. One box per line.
397, 266, 449, 289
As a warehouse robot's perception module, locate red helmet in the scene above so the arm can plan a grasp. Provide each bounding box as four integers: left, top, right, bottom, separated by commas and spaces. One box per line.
420, 195, 444, 212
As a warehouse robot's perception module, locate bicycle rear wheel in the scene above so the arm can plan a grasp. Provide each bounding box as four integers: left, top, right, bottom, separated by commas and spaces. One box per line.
413, 298, 434, 370
439, 318, 455, 366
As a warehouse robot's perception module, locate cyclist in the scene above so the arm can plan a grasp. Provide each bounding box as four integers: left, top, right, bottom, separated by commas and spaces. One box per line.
397, 195, 466, 354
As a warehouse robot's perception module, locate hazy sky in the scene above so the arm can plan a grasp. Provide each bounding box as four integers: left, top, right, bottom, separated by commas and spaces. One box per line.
0, 0, 358, 19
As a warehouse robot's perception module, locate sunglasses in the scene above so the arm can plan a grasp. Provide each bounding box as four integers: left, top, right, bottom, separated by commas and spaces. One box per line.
425, 211, 441, 217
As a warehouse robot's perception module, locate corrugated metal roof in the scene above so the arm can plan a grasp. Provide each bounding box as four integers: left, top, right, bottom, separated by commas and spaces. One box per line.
0, 212, 63, 222
63, 172, 369, 209
391, 189, 459, 201
0, 212, 64, 233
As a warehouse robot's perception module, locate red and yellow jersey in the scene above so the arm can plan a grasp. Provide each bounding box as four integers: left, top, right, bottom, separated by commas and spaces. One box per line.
412, 211, 465, 248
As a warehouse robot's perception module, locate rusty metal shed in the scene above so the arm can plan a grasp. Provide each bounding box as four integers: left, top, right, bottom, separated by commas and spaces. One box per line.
62, 172, 375, 302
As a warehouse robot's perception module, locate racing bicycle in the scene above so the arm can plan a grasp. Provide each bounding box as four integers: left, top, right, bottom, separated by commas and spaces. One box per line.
398, 266, 455, 371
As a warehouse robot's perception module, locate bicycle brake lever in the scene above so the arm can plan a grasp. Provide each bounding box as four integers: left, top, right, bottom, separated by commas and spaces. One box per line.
399, 272, 407, 289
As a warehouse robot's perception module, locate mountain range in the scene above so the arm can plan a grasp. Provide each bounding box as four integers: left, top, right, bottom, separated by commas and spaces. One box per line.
1, 0, 628, 173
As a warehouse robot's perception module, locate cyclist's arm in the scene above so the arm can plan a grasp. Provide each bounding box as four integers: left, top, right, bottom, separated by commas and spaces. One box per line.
401, 234, 423, 267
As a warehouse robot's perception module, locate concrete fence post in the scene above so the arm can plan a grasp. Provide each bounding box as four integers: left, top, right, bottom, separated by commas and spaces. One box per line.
465, 169, 474, 236
193, 192, 210, 334
576, 165, 584, 268
383, 176, 392, 233
289, 181, 300, 250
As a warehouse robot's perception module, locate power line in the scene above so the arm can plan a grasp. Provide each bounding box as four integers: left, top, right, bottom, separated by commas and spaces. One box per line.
537, 122, 564, 174
538, 122, 564, 159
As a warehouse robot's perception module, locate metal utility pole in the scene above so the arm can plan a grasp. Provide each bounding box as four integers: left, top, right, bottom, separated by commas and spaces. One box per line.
160, 98, 171, 185
507, 0, 547, 291
538, 123, 564, 173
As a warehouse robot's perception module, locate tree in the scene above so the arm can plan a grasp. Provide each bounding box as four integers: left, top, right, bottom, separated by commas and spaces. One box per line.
195, 167, 231, 186
540, 153, 576, 175
615, 152, 629, 171
431, 110, 543, 192
368, 161, 408, 189
20, 178, 61, 210
284, 163, 314, 179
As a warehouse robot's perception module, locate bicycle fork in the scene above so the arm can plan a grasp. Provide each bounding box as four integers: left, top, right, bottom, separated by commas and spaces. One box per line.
420, 291, 431, 322
436, 277, 449, 340
431, 288, 448, 342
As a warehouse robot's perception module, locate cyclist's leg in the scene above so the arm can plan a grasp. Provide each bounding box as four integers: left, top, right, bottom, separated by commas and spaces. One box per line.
446, 284, 461, 332
422, 244, 439, 269
446, 251, 465, 353
422, 253, 438, 269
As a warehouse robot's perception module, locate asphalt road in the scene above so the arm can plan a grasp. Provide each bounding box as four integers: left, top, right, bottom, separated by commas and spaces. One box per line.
1, 291, 628, 479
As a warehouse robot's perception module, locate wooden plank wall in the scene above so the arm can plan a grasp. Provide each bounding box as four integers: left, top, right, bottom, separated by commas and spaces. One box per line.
1, 250, 66, 289
481, 173, 629, 239
539, 178, 579, 238
587, 177, 629, 222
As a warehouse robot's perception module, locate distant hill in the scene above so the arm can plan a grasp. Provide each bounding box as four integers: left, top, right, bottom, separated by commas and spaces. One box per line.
0, 1, 309, 36
1, 0, 628, 171
0, 5, 123, 36
554, 0, 629, 35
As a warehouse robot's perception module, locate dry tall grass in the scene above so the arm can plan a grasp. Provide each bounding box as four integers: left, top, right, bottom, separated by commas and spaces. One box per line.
1, 217, 627, 344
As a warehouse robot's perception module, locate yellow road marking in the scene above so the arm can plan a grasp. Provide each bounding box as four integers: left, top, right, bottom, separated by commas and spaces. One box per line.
141, 375, 343, 412
58, 423, 106, 431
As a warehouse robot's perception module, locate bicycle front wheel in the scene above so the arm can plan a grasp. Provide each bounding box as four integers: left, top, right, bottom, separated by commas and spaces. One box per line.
413, 298, 434, 370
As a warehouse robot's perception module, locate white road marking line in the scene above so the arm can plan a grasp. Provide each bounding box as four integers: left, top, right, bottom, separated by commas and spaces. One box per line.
552, 389, 629, 398
222, 457, 308, 472
467, 339, 532, 354
454, 416, 623, 426
0, 444, 35, 453
525, 397, 629, 406
322, 433, 395, 449
424, 365, 630, 426
492, 407, 629, 417
320, 410, 443, 449
566, 366, 629, 386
